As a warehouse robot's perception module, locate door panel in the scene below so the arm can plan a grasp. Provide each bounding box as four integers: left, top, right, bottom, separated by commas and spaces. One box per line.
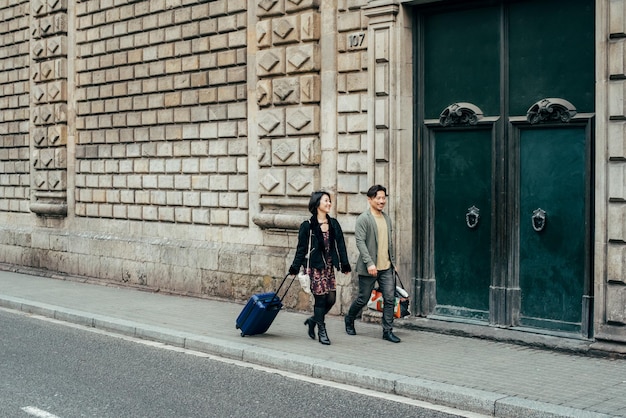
417, 0, 593, 335
508, 0, 595, 115
423, 6, 500, 119
518, 127, 587, 331
434, 130, 492, 319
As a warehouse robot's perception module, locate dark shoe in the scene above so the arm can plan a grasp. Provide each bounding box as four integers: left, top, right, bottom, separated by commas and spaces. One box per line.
317, 322, 331, 345
383, 331, 401, 343
344, 316, 356, 335
304, 317, 316, 340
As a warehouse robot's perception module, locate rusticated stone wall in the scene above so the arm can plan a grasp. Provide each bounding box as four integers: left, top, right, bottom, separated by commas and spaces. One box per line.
0, 0, 625, 349
30, 0, 68, 216
75, 0, 249, 226
0, 0, 30, 214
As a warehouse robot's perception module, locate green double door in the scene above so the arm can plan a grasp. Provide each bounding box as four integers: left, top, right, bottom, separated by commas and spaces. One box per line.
417, 0, 594, 335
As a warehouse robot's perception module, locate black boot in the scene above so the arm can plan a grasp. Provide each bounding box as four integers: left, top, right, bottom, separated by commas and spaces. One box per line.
344, 316, 356, 335
303, 317, 316, 340
383, 330, 401, 343
317, 322, 331, 345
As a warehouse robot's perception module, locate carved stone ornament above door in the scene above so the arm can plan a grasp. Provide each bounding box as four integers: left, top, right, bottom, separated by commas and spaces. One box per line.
439, 102, 484, 127
526, 98, 577, 124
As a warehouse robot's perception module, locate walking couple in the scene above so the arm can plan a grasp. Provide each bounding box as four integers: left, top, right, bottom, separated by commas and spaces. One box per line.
289, 185, 401, 346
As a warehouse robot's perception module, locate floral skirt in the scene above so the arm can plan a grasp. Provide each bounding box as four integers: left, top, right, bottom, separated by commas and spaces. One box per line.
308, 263, 336, 296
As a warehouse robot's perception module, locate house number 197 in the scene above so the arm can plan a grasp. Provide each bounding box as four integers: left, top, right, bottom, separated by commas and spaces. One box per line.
347, 32, 365, 49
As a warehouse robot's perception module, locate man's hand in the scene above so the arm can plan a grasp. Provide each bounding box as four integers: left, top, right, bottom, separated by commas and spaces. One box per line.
367, 264, 378, 276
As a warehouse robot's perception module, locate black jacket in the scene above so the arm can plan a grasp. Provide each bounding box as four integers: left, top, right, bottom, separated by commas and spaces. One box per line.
290, 215, 351, 274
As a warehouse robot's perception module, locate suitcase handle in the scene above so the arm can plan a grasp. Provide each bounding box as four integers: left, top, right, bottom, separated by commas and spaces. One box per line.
273, 273, 296, 302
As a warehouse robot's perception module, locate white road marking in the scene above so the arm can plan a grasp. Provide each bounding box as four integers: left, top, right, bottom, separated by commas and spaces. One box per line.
6, 308, 489, 418
21, 406, 60, 418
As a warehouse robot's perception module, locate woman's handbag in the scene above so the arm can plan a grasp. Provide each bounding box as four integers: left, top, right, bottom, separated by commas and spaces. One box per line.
297, 225, 312, 294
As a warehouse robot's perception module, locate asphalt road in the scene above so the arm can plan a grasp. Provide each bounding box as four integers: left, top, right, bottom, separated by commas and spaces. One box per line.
0, 308, 475, 418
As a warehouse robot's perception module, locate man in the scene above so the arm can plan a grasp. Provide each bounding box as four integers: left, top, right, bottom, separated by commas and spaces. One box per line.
344, 185, 401, 343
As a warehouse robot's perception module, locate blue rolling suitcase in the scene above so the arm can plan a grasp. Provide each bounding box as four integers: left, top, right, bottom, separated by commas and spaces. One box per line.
235, 274, 294, 337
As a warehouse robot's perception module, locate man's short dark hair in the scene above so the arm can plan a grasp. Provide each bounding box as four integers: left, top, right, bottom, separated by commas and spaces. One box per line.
366, 185, 387, 198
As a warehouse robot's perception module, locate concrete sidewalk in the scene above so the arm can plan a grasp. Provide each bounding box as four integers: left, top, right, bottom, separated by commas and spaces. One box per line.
0, 265, 624, 418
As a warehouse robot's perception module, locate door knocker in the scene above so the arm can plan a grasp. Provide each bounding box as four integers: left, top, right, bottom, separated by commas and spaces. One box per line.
466, 206, 480, 229
532, 208, 547, 232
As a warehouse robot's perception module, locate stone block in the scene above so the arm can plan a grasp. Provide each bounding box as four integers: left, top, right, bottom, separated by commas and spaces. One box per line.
609, 122, 626, 158
257, 80, 272, 106
609, 162, 626, 201
609, 203, 626, 242
210, 33, 229, 51
273, 76, 300, 104
300, 74, 320, 103
200, 191, 219, 207
337, 93, 361, 113
609, 40, 626, 77
346, 72, 368, 92
338, 173, 361, 194
217, 85, 236, 102
229, 210, 249, 226
258, 108, 286, 137
175, 207, 192, 223
300, 136, 320, 165
227, 0, 247, 13
229, 175, 248, 192
192, 208, 210, 224
257, 0, 285, 17
287, 167, 318, 196
271, 138, 299, 165
257, 47, 285, 77
257, 19, 272, 48
258, 168, 286, 195
346, 113, 368, 133
128, 206, 142, 220
337, 51, 361, 73
209, 174, 228, 191
609, 79, 626, 118
608, 243, 626, 284
286, 105, 318, 135
174, 174, 192, 190
210, 208, 229, 225
606, 284, 626, 324
286, 43, 320, 74
273, 15, 300, 45
610, 0, 626, 36
301, 12, 320, 42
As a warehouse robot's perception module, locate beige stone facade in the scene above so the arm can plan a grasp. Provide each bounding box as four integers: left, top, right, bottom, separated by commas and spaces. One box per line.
0, 0, 624, 350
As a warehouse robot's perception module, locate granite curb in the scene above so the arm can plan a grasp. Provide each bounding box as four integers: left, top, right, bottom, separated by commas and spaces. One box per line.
0, 295, 613, 418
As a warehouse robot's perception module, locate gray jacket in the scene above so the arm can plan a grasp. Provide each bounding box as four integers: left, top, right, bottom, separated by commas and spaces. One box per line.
354, 209, 395, 276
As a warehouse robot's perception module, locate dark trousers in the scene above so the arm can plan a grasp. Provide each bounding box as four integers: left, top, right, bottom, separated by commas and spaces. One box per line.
346, 268, 395, 332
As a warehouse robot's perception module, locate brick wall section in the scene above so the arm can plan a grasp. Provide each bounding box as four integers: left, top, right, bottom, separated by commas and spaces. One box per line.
336, 0, 369, 217
0, 0, 30, 213
74, 0, 249, 226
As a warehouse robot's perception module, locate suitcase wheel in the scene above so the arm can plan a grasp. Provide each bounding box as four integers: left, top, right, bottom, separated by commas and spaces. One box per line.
240, 332, 245, 337
235, 324, 240, 329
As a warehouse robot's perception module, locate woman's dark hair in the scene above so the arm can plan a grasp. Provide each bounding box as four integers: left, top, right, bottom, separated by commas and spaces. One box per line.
366, 185, 387, 198
308, 190, 331, 215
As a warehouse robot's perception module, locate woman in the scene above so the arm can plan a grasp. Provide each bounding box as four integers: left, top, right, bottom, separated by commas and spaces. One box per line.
289, 191, 351, 345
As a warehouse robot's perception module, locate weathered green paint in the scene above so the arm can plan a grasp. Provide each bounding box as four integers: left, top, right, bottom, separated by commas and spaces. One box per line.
508, 0, 595, 115
418, 0, 593, 333
519, 128, 587, 331
424, 6, 500, 120
434, 129, 492, 319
